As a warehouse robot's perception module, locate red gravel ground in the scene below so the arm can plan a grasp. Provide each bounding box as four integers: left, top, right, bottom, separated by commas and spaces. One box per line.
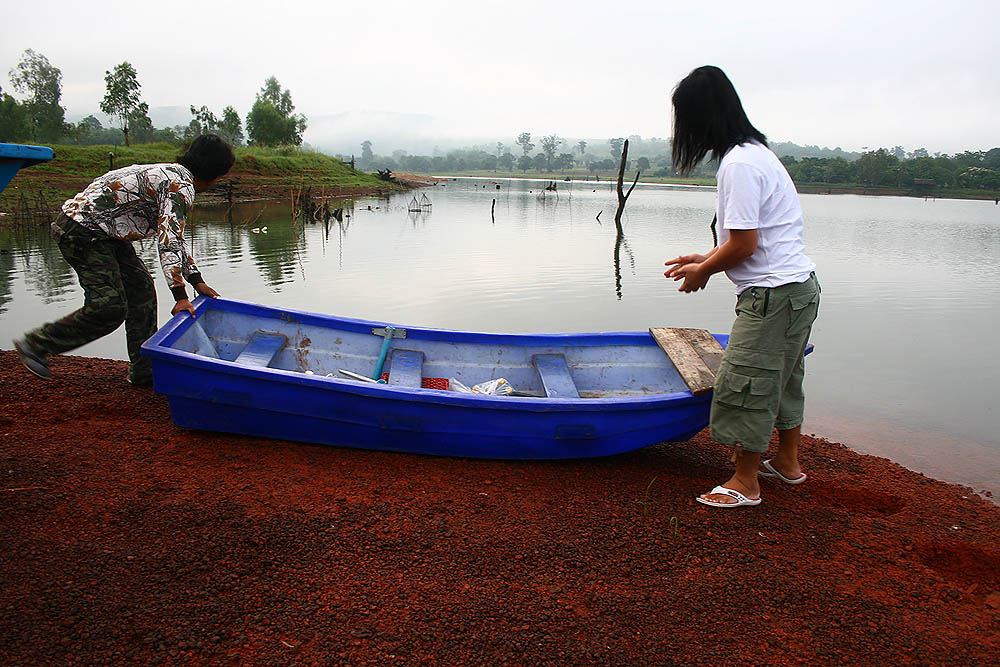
2, 351, 999, 666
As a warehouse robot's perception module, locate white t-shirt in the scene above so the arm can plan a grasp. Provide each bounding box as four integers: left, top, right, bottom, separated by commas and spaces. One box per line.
717, 141, 815, 294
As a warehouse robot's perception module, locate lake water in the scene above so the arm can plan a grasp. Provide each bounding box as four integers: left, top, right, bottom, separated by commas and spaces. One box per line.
2, 178, 999, 497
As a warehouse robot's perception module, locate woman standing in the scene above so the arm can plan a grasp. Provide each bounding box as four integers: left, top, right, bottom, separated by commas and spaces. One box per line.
664, 66, 820, 508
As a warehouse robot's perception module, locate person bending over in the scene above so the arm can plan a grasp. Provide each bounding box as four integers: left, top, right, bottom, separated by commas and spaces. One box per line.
13, 134, 235, 386
663, 66, 820, 508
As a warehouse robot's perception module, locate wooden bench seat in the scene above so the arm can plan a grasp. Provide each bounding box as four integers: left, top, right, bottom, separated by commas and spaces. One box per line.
533, 353, 580, 398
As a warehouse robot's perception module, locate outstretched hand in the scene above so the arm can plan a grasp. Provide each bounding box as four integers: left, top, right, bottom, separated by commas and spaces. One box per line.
664, 253, 707, 274
664, 254, 711, 292
194, 282, 220, 299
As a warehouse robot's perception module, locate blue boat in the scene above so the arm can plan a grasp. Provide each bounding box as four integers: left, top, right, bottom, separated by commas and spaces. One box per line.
142, 297, 794, 459
0, 143, 54, 194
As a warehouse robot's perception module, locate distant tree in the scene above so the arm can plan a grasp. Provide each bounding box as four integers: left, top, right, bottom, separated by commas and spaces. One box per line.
515, 132, 534, 156
958, 166, 1000, 190
636, 156, 650, 172
67, 114, 125, 145
151, 126, 182, 144
985, 147, 1000, 169
128, 106, 157, 143
218, 106, 244, 145
246, 76, 306, 146
247, 102, 294, 146
496, 141, 505, 158
101, 62, 144, 146
553, 152, 575, 170
609, 137, 624, 161
539, 134, 561, 168
0, 90, 32, 142
889, 145, 906, 160
577, 140, 587, 155
80, 114, 103, 132
908, 147, 929, 160
498, 151, 514, 170
189, 105, 219, 136
258, 76, 294, 116
360, 140, 374, 166
8, 49, 65, 142
856, 148, 898, 186
517, 154, 533, 171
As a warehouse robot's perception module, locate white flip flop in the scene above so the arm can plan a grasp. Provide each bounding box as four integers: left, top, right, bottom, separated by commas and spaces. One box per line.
759, 459, 807, 485
696, 485, 762, 508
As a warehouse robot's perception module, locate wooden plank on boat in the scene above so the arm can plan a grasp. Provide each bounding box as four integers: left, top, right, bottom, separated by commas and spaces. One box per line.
533, 354, 580, 399
649, 327, 723, 395
234, 331, 287, 368
676, 327, 724, 374
388, 349, 424, 388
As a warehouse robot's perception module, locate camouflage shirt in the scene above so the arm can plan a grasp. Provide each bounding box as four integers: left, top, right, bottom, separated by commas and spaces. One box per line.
61, 163, 201, 294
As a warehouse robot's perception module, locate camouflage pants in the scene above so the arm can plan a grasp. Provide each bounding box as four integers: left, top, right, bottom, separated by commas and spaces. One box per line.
24, 215, 157, 383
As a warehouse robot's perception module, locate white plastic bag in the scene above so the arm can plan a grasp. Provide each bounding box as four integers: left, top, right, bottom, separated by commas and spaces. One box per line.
448, 378, 473, 393
472, 378, 514, 395
449, 377, 514, 395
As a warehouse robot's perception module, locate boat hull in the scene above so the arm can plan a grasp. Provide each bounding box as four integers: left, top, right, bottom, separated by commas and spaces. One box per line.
143, 297, 726, 459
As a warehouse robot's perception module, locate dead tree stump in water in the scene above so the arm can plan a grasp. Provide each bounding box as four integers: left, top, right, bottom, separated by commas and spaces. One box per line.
614, 139, 640, 236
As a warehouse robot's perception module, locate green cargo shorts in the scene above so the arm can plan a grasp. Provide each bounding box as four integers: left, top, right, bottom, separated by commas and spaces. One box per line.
709, 273, 820, 452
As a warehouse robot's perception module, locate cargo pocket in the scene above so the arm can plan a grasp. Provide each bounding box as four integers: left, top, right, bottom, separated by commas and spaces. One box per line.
788, 289, 820, 335
715, 371, 751, 408
715, 370, 777, 410
714, 345, 783, 411
790, 292, 818, 311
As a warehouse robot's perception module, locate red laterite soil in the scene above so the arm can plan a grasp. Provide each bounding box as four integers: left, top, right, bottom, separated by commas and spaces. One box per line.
2, 351, 998, 665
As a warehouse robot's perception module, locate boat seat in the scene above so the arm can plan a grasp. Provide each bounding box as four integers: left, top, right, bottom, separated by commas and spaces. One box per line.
388, 349, 424, 388
234, 331, 288, 368
533, 354, 580, 398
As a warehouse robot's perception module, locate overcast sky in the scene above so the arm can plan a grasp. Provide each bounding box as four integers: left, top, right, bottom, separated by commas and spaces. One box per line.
3, 0, 997, 155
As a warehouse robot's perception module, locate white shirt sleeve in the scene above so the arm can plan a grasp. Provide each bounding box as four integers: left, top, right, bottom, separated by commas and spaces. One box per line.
718, 161, 764, 230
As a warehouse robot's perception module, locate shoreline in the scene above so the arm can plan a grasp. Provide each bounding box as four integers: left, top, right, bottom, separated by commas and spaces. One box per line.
2, 350, 998, 664
0, 144, 423, 225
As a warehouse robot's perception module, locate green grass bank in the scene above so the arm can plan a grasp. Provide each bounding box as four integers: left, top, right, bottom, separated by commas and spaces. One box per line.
1, 143, 402, 216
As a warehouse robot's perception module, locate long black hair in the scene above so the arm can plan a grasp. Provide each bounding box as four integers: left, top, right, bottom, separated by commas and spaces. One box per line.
671, 66, 767, 176
178, 134, 236, 182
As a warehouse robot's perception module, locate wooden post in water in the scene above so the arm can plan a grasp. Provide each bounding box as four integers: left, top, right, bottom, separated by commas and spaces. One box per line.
614, 139, 640, 236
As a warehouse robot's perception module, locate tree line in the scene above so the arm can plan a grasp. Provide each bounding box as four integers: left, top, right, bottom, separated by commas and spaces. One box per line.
781, 148, 1000, 190
351, 134, 669, 176
353, 133, 1000, 192
0, 49, 306, 147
